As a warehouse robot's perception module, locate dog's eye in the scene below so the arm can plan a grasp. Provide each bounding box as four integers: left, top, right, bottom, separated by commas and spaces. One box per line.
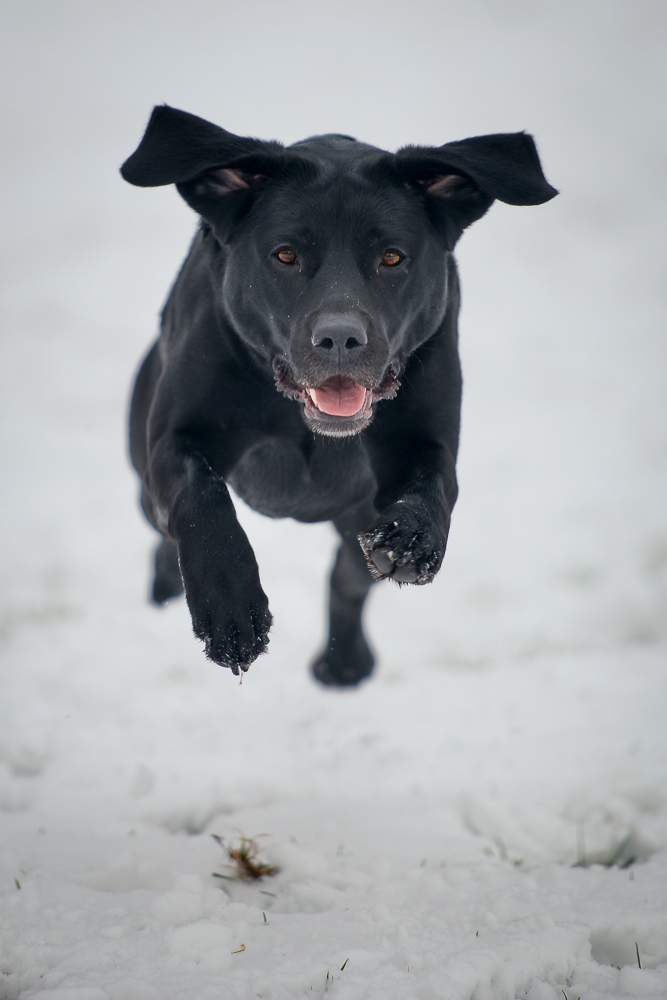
276, 247, 298, 265
381, 249, 403, 266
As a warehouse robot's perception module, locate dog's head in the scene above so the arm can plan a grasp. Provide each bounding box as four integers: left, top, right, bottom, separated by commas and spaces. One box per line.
122, 106, 556, 437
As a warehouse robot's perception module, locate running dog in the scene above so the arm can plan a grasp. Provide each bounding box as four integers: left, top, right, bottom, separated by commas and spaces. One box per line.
122, 106, 556, 686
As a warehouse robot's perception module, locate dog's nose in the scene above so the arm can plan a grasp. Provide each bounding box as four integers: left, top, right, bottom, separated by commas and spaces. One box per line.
311, 314, 368, 353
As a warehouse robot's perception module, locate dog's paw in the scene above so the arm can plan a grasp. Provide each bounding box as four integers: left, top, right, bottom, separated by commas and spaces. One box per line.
311, 632, 375, 688
190, 594, 273, 674
181, 564, 272, 674
357, 504, 446, 585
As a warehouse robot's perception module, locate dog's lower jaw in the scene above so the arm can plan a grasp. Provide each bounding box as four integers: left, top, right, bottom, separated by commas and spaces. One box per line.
304, 418, 371, 438
302, 403, 374, 438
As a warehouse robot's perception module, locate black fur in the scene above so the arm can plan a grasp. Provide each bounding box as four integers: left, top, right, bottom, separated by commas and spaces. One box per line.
122, 105, 556, 686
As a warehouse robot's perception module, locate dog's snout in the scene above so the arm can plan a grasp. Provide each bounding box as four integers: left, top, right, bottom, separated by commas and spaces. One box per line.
311, 314, 368, 353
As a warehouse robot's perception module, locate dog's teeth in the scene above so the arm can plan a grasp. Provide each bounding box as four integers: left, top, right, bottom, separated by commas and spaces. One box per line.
308, 389, 317, 403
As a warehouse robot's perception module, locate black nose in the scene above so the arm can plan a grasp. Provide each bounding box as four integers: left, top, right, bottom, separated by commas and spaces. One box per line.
311, 314, 368, 353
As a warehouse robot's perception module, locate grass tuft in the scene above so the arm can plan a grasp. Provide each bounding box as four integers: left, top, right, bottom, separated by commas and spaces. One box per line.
211, 832, 280, 883
572, 825, 637, 869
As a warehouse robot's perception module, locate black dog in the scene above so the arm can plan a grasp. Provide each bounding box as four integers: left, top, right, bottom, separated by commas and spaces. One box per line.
121, 106, 556, 687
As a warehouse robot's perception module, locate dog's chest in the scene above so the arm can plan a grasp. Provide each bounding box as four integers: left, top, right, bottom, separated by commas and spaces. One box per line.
228, 436, 375, 522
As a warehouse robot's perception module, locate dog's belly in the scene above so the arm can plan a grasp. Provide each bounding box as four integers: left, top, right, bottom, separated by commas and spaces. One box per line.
228, 437, 376, 522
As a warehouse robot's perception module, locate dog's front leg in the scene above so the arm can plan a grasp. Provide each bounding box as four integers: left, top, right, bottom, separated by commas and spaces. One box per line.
358, 439, 458, 586
149, 445, 272, 673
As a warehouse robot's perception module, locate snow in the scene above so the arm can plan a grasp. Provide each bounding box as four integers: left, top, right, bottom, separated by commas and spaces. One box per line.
1, 1, 666, 997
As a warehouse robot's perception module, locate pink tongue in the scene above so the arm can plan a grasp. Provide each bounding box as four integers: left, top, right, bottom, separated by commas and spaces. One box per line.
312, 376, 367, 417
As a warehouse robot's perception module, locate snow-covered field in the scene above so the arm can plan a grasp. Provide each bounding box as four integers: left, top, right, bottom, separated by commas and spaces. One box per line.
1, 2, 666, 998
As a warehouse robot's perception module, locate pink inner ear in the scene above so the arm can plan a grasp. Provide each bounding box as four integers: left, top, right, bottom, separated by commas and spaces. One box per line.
197, 167, 263, 196
209, 167, 252, 191
425, 173, 469, 197
218, 168, 252, 190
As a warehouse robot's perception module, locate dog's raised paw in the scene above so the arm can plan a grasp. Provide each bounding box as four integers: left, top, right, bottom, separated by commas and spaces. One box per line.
358, 508, 445, 586
190, 597, 272, 675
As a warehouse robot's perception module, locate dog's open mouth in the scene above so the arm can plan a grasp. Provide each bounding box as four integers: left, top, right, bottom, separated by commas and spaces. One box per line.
273, 360, 400, 437
308, 376, 367, 417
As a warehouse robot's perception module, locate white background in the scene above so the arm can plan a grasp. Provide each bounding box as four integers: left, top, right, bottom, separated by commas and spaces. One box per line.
1, 2, 666, 998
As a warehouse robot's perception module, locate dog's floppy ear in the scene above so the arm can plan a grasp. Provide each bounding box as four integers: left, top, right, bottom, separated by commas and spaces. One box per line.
396, 131, 557, 246
121, 105, 286, 237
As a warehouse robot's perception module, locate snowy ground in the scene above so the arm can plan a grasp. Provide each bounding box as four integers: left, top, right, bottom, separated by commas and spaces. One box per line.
1, 2, 666, 998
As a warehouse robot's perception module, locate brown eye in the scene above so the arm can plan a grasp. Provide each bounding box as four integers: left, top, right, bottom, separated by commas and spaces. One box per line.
277, 247, 298, 264
381, 249, 402, 266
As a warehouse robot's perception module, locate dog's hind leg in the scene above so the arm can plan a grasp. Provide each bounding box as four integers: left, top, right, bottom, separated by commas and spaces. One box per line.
312, 504, 376, 688
151, 537, 184, 605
